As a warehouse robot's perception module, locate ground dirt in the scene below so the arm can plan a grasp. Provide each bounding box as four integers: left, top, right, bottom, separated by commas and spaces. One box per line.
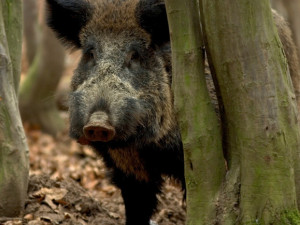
2, 126, 186, 225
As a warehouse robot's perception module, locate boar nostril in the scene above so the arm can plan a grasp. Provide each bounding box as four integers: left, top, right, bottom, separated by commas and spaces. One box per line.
83, 123, 116, 142
102, 131, 108, 138
87, 129, 94, 136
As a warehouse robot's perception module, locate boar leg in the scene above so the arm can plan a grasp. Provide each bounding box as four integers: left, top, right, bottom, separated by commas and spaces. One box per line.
112, 170, 162, 225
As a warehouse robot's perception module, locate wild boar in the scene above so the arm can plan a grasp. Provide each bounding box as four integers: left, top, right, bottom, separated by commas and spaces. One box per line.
47, 0, 183, 224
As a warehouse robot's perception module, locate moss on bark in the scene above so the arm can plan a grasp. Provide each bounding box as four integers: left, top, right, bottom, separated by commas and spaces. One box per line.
280, 210, 300, 225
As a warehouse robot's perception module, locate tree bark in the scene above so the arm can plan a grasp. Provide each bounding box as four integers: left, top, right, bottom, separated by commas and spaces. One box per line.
199, 0, 300, 224
271, 0, 287, 18
23, 0, 39, 66
271, 0, 300, 63
0, 0, 29, 218
2, 0, 23, 92
19, 16, 66, 136
165, 1, 225, 224
271, 0, 300, 114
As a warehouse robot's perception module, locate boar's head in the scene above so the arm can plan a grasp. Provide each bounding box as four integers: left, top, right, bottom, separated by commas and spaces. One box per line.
46, 0, 177, 148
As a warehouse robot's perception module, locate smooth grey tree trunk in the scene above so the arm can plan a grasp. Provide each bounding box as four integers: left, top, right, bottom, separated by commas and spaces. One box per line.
0, 0, 29, 219
165, 0, 225, 224
23, 0, 39, 66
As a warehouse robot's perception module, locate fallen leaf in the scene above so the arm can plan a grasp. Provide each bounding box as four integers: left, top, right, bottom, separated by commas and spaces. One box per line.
33, 187, 68, 210
24, 214, 34, 220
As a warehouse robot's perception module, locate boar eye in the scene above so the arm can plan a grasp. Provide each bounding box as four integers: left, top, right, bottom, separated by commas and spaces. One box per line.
125, 51, 140, 69
131, 51, 140, 61
86, 49, 95, 60
83, 47, 96, 64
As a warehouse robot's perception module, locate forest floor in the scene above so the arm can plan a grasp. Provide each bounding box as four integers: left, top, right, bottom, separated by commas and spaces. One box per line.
2, 49, 186, 225
2, 122, 186, 225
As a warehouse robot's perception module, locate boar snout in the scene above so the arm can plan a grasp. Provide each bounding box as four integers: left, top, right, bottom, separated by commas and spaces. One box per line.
83, 111, 116, 142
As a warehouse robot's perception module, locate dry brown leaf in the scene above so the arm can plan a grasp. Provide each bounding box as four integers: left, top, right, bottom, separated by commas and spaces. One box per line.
33, 187, 68, 210
24, 214, 34, 220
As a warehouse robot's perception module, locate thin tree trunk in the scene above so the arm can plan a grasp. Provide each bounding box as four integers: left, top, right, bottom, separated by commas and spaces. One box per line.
23, 0, 39, 66
281, 1, 300, 113
19, 17, 65, 136
165, 1, 225, 224
2, 0, 23, 92
271, 0, 300, 114
271, 0, 287, 18
199, 0, 300, 224
271, 0, 300, 64
0, 0, 29, 218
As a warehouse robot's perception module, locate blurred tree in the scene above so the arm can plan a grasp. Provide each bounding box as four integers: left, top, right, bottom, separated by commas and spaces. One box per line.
23, 0, 39, 66
20, 2, 66, 136
271, 0, 287, 17
0, 0, 29, 218
271, 0, 300, 65
271, 0, 300, 117
166, 0, 300, 224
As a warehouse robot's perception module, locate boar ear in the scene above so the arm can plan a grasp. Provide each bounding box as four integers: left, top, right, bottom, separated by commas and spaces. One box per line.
136, 0, 169, 46
46, 0, 92, 48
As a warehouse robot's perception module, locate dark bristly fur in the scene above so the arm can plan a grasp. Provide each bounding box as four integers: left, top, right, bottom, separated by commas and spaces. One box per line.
136, 0, 170, 45
46, 0, 93, 48
46, 0, 299, 224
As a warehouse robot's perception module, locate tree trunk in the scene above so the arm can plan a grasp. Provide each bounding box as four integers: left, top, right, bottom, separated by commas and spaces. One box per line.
19, 15, 66, 136
165, 1, 225, 224
23, 0, 39, 66
281, 1, 300, 114
2, 0, 23, 92
0, 0, 29, 218
271, 0, 287, 18
271, 0, 300, 114
271, 0, 300, 63
199, 0, 300, 224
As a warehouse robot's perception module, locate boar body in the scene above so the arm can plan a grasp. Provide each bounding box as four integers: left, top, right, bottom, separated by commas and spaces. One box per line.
47, 0, 183, 224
